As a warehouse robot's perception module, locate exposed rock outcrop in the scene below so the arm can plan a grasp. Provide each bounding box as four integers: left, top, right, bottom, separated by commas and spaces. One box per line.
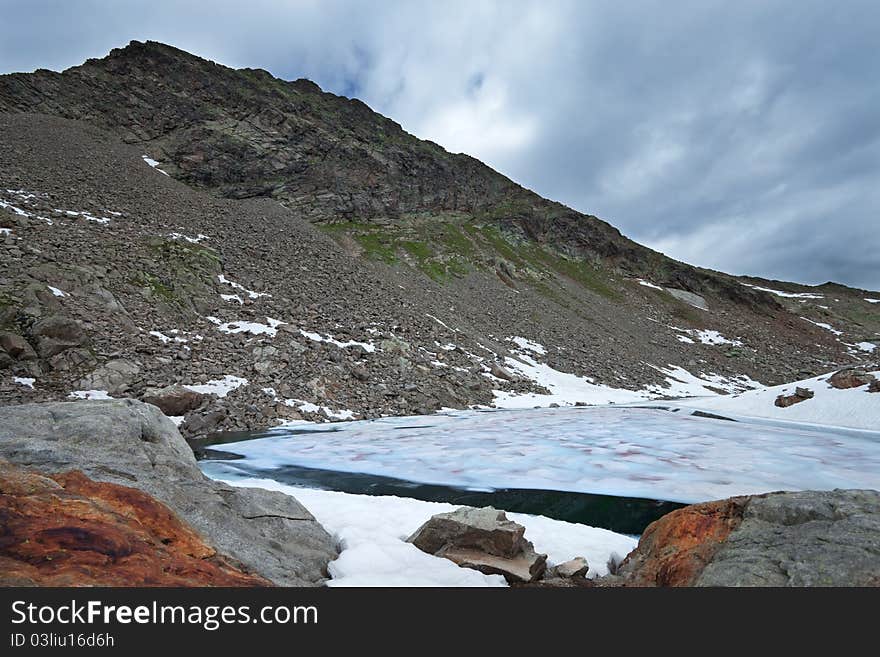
0, 44, 876, 430
828, 368, 875, 390
603, 489, 880, 587
0, 459, 270, 586
0, 400, 337, 585
775, 386, 814, 407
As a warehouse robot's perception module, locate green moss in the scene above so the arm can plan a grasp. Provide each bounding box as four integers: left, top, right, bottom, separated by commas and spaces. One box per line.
434, 224, 476, 258
670, 301, 703, 324
127, 271, 177, 303
0, 291, 17, 308
148, 238, 221, 267
400, 240, 433, 260
354, 233, 398, 264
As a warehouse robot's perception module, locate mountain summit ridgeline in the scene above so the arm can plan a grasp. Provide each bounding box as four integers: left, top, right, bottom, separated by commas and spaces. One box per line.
0, 41, 877, 432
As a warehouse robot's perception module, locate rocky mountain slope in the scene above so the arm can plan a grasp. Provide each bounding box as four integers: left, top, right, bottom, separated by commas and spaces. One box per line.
0, 41, 877, 432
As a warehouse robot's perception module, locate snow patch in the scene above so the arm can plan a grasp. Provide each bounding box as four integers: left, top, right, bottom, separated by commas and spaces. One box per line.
208, 316, 283, 337
148, 330, 189, 344
743, 283, 824, 299
13, 377, 35, 389
183, 375, 248, 398
508, 336, 547, 355
801, 317, 843, 336
142, 155, 170, 175
299, 329, 375, 352
647, 365, 761, 397
638, 279, 664, 291
425, 314, 458, 331
217, 274, 271, 299
494, 351, 648, 408
283, 399, 356, 421
672, 369, 880, 431
220, 294, 243, 305
68, 390, 113, 400
47, 285, 67, 298
202, 469, 638, 585
866, 298, 880, 304
168, 232, 209, 244
672, 327, 743, 346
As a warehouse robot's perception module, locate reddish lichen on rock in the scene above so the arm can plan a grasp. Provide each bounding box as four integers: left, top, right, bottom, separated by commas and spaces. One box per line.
611, 497, 748, 587
0, 460, 270, 586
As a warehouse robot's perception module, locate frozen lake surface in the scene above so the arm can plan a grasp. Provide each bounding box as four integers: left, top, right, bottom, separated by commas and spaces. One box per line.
199, 406, 880, 504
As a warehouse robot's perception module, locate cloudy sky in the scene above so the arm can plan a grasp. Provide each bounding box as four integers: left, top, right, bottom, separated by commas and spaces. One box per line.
2, 1, 878, 290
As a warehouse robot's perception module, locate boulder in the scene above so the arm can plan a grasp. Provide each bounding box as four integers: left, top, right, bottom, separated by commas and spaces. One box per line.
869, 379, 880, 393
31, 314, 88, 357
180, 408, 228, 436
775, 386, 814, 407
408, 506, 526, 558
603, 490, 880, 587
828, 368, 875, 390
0, 400, 337, 586
0, 459, 270, 586
408, 507, 548, 583
440, 545, 547, 583
78, 358, 140, 394
605, 497, 747, 586
0, 331, 36, 360
141, 384, 205, 416
667, 288, 709, 310
48, 347, 97, 372
548, 556, 590, 579
490, 363, 516, 382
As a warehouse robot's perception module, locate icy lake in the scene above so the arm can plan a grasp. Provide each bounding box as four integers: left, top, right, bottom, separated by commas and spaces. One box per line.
198, 405, 880, 530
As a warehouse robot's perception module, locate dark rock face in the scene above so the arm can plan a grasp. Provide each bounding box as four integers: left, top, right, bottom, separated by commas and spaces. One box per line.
0, 40, 783, 310
604, 490, 880, 587
0, 459, 271, 587
0, 400, 337, 586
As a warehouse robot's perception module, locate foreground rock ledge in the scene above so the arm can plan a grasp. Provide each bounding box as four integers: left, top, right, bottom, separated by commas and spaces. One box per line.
602, 489, 880, 587
0, 400, 337, 586
0, 459, 270, 586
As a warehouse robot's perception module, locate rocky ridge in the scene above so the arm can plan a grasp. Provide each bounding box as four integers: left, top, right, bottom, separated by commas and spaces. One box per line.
0, 43, 877, 432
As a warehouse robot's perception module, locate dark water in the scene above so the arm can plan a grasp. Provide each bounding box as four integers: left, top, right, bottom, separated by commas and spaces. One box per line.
194, 431, 684, 535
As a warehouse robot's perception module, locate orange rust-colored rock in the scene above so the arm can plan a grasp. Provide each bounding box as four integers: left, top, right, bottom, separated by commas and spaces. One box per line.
0, 460, 270, 587
610, 496, 748, 587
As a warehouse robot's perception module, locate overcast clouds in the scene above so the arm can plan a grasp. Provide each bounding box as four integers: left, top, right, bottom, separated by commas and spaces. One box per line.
1, 0, 878, 290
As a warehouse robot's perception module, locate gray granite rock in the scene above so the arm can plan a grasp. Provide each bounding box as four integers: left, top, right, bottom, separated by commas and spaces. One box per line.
0, 399, 337, 586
